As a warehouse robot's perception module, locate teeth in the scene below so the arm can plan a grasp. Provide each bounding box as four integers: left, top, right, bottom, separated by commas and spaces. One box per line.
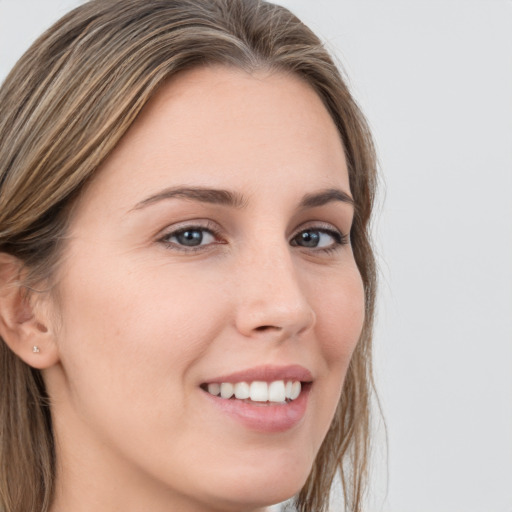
268, 380, 286, 402
289, 381, 301, 400
250, 381, 268, 402
206, 379, 302, 403
285, 381, 293, 399
207, 383, 220, 396
220, 382, 234, 399
234, 382, 250, 399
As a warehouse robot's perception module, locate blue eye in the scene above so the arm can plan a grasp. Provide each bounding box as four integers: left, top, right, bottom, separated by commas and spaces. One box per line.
160, 223, 347, 253
291, 228, 347, 250
164, 227, 216, 248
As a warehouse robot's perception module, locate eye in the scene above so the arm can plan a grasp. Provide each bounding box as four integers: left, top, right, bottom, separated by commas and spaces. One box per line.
290, 227, 347, 251
161, 225, 219, 250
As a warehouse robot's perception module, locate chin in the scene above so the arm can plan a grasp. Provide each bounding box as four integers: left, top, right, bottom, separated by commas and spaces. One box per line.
199, 454, 312, 511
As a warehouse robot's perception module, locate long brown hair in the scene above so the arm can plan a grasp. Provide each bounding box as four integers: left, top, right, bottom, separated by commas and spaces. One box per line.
0, 1, 378, 510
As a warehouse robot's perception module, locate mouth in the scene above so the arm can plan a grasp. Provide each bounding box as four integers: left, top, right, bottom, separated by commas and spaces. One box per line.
199, 365, 313, 432
200, 380, 310, 405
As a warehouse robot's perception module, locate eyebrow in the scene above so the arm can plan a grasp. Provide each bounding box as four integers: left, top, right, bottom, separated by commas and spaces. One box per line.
132, 185, 354, 211
132, 186, 248, 210
298, 188, 354, 209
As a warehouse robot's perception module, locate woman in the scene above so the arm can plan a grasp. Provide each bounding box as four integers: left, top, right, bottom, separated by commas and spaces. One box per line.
0, 1, 377, 511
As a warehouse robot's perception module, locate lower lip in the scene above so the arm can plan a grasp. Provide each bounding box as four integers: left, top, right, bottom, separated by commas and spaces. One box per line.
201, 384, 311, 433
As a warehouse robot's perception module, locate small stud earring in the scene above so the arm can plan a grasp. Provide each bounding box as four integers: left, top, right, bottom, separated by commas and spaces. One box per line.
32, 346, 40, 353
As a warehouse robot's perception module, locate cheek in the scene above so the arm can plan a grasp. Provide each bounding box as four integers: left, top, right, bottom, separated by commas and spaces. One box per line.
299, 264, 365, 457
50, 256, 233, 454
315, 266, 366, 367
53, 254, 231, 391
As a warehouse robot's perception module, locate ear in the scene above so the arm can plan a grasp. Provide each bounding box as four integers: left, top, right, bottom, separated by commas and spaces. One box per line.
0, 253, 60, 369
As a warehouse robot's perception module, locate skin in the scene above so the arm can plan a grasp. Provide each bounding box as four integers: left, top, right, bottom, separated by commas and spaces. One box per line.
38, 66, 365, 512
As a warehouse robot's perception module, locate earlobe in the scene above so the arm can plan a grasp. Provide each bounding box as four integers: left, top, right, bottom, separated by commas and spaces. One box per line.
0, 253, 60, 369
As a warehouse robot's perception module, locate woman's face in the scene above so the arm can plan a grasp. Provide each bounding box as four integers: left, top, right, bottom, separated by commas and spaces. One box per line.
44, 66, 365, 512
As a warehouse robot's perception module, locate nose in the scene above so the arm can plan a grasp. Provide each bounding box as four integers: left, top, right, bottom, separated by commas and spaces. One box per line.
234, 244, 316, 341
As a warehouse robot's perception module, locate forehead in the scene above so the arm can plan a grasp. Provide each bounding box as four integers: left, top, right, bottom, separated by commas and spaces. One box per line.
76, 66, 350, 215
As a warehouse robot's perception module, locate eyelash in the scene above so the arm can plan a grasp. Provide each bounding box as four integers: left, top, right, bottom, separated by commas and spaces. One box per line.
159, 221, 224, 253
159, 222, 349, 254
290, 227, 349, 254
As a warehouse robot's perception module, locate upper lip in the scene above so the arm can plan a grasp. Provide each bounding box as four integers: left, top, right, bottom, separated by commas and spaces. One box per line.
202, 364, 313, 384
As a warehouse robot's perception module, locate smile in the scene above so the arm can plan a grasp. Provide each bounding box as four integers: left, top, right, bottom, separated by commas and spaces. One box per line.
199, 365, 313, 432
204, 380, 302, 403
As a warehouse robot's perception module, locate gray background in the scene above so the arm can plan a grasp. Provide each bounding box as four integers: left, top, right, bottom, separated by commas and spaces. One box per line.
1, 1, 511, 511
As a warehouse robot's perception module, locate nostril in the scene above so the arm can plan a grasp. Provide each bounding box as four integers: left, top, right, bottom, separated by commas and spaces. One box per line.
254, 325, 280, 332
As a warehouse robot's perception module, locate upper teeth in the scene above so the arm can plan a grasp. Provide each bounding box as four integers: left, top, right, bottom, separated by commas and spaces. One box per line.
207, 380, 301, 403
